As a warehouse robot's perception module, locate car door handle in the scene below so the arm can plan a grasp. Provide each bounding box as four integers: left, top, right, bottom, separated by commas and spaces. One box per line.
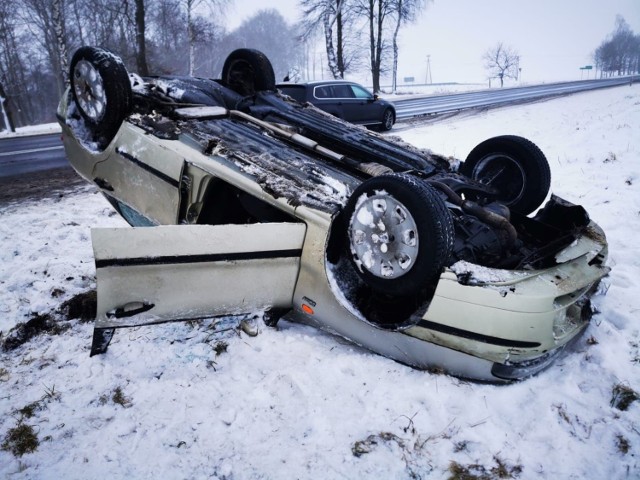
107, 301, 155, 319
93, 177, 114, 191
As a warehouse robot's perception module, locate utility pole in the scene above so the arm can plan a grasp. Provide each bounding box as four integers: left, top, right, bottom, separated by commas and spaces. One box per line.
425, 55, 432, 84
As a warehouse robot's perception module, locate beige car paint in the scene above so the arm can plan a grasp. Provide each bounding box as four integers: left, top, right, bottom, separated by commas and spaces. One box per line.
59, 95, 610, 381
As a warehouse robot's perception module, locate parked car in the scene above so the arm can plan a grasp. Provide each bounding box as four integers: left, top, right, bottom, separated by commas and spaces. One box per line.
58, 47, 609, 381
277, 80, 396, 131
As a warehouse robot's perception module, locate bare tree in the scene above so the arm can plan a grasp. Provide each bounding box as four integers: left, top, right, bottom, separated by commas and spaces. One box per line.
0, 4, 18, 131
191, 18, 225, 76
21, 0, 66, 95
389, 0, 428, 93
134, 0, 149, 76
183, 0, 229, 76
0, 1, 36, 127
223, 10, 300, 81
483, 42, 520, 87
300, 0, 349, 79
150, 0, 187, 72
69, 0, 145, 69
52, 0, 69, 86
0, 80, 15, 132
355, 0, 395, 93
26, 0, 137, 87
297, 26, 324, 80
300, 0, 367, 80
0, 0, 238, 127
594, 16, 639, 77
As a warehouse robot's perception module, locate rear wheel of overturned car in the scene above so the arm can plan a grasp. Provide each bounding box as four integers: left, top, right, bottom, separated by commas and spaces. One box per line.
460, 135, 551, 215
344, 173, 454, 297
70, 46, 132, 148
221, 48, 276, 96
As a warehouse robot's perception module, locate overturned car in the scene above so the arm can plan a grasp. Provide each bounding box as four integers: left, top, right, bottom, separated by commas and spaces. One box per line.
57, 46, 609, 381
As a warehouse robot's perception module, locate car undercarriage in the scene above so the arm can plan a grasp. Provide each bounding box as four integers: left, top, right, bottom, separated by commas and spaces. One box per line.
57, 47, 610, 381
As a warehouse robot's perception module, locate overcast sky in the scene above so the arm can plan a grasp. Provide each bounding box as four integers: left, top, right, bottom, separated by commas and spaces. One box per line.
226, 0, 640, 85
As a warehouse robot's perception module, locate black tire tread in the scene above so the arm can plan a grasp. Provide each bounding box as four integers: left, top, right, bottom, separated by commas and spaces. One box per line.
380, 108, 394, 131
345, 173, 454, 297
70, 46, 132, 147
461, 135, 551, 215
221, 48, 276, 96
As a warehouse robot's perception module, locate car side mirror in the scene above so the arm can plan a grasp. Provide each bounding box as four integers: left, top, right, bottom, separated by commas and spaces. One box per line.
373, 94, 379, 101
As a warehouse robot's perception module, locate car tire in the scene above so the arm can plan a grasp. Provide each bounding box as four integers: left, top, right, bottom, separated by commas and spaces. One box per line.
460, 135, 551, 215
380, 108, 394, 131
221, 49, 276, 96
344, 173, 454, 297
70, 46, 132, 147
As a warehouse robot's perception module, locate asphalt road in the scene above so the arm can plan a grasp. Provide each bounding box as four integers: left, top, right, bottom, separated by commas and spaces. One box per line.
0, 133, 68, 178
1, 76, 636, 178
393, 77, 637, 119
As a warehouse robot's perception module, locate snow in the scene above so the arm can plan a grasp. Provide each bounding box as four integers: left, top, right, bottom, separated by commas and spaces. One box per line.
64, 102, 101, 152
449, 260, 530, 285
382, 82, 490, 101
1, 86, 639, 478
0, 123, 61, 138
0, 188, 127, 334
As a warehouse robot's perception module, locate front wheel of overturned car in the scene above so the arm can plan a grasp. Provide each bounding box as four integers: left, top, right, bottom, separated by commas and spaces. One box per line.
221, 48, 276, 96
70, 46, 132, 148
460, 135, 551, 216
344, 173, 454, 297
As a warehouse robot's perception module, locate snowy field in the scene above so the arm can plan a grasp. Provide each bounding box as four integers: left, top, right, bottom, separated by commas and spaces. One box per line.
382, 83, 488, 101
1, 85, 639, 479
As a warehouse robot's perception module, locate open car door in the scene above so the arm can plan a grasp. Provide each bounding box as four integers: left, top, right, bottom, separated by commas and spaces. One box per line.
90, 223, 306, 355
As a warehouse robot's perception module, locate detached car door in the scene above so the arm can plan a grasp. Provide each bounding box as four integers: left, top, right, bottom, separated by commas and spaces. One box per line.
90, 222, 306, 354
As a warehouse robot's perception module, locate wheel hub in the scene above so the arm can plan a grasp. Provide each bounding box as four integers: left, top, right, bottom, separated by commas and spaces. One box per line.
383, 110, 393, 129
349, 193, 419, 279
73, 60, 106, 122
473, 154, 526, 205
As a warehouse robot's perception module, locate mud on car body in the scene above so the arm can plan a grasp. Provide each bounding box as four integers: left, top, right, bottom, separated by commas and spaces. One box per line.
58, 46, 609, 381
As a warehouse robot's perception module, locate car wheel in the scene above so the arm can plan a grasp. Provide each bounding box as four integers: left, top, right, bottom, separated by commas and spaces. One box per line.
381, 108, 394, 131
221, 49, 276, 96
344, 173, 454, 297
460, 135, 551, 215
70, 46, 132, 147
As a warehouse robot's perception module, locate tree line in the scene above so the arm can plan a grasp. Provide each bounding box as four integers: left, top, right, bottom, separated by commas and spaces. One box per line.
0, 0, 429, 131
300, 0, 428, 93
0, 0, 304, 130
0, 0, 226, 129
594, 16, 640, 77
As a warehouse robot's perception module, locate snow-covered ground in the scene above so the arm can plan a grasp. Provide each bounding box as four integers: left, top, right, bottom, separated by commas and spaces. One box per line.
382, 83, 488, 101
0, 123, 61, 138
1, 86, 639, 479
